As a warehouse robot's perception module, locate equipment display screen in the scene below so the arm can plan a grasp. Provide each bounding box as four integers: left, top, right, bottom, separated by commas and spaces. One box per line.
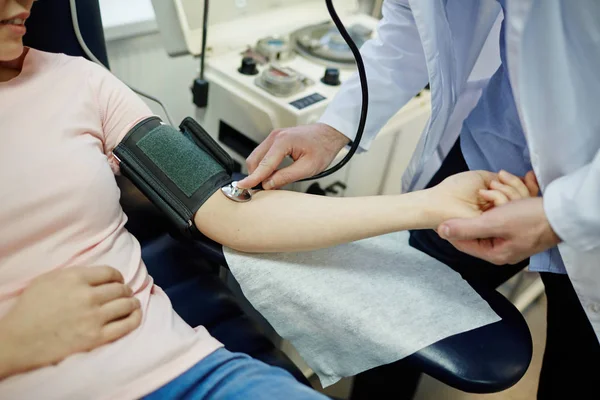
290, 93, 326, 110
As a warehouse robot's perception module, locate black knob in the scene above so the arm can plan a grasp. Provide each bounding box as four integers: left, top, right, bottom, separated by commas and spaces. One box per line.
239, 57, 258, 76
321, 67, 341, 86
324, 181, 347, 195
306, 183, 327, 196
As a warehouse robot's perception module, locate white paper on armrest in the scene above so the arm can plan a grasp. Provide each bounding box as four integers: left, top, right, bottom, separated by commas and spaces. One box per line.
224, 231, 501, 387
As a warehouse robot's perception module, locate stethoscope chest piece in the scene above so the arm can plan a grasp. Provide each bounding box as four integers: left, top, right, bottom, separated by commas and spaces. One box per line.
221, 181, 254, 202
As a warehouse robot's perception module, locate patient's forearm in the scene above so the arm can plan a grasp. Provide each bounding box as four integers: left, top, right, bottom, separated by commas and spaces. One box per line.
0, 324, 22, 380
194, 189, 440, 253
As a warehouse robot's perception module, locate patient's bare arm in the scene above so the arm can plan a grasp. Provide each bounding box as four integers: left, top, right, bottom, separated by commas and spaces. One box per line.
194, 170, 538, 253
196, 188, 436, 253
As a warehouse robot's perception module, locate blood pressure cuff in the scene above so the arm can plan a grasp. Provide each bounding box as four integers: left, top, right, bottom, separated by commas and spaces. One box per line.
113, 116, 234, 238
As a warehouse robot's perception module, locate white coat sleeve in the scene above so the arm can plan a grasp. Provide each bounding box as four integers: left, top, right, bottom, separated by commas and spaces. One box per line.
319, 0, 428, 151
544, 149, 600, 252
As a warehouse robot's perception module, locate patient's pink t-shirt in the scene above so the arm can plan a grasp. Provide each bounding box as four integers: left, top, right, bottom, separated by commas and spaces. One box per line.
0, 49, 223, 399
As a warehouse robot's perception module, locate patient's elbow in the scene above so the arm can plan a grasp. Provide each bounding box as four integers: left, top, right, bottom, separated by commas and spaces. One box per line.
194, 211, 261, 253
214, 231, 250, 252
193, 191, 271, 253
205, 229, 264, 254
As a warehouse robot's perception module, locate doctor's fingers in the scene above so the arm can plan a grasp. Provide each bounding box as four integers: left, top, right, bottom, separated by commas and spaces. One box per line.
438, 213, 504, 242
524, 171, 540, 197
246, 129, 283, 174
245, 142, 293, 190
265, 158, 320, 190
239, 131, 286, 189
447, 238, 517, 266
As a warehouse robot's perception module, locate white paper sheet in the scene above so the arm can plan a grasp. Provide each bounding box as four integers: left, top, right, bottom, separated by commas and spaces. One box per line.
224, 231, 500, 387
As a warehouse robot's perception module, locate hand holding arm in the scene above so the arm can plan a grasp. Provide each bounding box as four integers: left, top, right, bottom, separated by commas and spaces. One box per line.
437, 171, 558, 265
438, 197, 561, 265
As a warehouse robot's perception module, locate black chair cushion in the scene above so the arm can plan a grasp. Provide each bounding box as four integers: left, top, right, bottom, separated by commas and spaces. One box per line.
405, 283, 532, 393
23, 0, 110, 67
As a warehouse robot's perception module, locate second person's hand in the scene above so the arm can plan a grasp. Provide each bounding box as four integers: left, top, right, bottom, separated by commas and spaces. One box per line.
237, 123, 350, 190
428, 170, 540, 225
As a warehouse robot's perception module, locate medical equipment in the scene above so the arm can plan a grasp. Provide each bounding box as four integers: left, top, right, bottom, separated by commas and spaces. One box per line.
191, 0, 369, 182
221, 181, 259, 202
298, 0, 369, 182
191, 0, 211, 108
113, 117, 236, 236
152, 0, 432, 197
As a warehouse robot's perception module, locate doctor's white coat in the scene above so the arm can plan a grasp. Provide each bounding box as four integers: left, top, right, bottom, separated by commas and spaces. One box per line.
320, 0, 600, 341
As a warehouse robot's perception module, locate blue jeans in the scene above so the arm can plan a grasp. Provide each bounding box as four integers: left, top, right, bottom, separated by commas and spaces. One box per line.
143, 348, 329, 400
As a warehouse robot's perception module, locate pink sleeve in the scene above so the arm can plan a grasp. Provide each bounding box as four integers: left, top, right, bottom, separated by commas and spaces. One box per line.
88, 62, 155, 173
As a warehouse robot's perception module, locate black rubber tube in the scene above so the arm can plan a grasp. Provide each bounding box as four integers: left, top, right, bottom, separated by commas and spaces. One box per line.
299, 0, 369, 182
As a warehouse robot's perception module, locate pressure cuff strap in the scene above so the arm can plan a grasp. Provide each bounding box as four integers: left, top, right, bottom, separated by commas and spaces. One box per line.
113, 116, 234, 237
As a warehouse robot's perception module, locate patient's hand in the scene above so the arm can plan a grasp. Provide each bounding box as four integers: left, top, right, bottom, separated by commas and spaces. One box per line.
0, 267, 142, 379
429, 170, 539, 225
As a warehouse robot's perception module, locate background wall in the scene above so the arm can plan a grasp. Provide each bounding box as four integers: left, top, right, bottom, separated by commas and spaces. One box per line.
106, 32, 199, 124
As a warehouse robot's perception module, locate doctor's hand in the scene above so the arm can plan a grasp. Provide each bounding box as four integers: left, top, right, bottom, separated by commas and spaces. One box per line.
437, 171, 561, 265
237, 123, 350, 190
429, 170, 540, 226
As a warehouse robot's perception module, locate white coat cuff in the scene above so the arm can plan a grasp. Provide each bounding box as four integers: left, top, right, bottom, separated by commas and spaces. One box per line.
319, 110, 373, 153
544, 173, 600, 252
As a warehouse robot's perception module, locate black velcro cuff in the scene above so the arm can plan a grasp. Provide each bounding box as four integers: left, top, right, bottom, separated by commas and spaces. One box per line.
113, 117, 234, 238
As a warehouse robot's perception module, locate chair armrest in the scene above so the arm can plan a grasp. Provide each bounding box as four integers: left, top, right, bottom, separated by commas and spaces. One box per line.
178, 232, 228, 267
405, 284, 532, 393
